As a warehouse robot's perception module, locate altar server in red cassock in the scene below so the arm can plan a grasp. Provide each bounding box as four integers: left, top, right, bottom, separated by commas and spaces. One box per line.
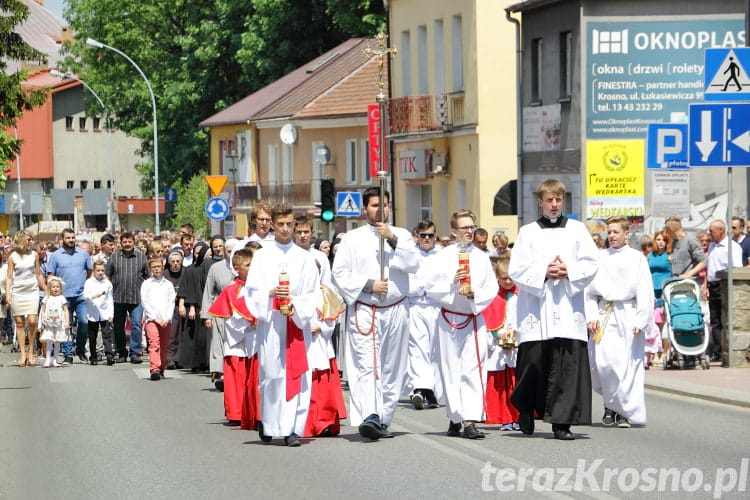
208, 248, 259, 426
304, 284, 347, 437
482, 256, 520, 429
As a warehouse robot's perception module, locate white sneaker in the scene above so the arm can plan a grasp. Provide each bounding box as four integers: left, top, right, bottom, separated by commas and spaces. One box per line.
52, 359, 61, 368
43, 357, 52, 368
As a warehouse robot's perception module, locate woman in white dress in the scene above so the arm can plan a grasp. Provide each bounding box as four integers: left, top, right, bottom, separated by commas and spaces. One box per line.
5, 231, 47, 366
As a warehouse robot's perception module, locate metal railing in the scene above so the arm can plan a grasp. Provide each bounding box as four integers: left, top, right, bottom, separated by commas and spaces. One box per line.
388, 92, 466, 135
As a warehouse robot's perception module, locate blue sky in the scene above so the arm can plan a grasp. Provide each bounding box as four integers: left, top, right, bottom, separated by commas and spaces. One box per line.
45, 0, 65, 20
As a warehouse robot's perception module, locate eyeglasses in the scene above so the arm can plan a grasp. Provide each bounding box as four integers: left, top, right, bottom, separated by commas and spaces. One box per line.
456, 225, 477, 232
419, 233, 435, 239
256, 217, 272, 223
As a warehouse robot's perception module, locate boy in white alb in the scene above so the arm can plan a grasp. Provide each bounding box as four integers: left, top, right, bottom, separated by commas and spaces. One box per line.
141, 258, 177, 381
586, 216, 654, 428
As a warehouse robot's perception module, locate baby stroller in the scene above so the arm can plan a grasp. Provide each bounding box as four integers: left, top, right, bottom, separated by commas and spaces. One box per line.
661, 277, 710, 370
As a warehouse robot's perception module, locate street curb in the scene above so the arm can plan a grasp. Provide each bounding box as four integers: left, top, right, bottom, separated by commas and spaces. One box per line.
645, 383, 750, 409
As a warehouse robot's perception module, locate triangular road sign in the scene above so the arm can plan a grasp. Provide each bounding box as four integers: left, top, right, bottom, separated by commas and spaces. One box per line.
705, 49, 750, 95
205, 175, 228, 197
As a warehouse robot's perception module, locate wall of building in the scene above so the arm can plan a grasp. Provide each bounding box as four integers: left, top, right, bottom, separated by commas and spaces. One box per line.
52, 86, 143, 198
515, 0, 750, 227
389, 0, 519, 237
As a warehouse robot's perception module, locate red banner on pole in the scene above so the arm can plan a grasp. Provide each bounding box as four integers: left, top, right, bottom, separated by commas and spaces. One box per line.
368, 104, 383, 177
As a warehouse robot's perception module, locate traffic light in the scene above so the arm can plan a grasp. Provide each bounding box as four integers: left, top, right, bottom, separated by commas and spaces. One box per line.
320, 179, 335, 222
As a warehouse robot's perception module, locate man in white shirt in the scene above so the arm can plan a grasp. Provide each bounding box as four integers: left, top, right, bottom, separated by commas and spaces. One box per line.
706, 219, 743, 362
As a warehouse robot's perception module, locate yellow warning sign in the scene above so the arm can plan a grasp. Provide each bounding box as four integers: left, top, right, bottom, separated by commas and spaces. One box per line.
205, 175, 228, 197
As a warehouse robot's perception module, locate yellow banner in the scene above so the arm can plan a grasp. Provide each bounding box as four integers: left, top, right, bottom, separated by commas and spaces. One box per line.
586, 139, 644, 198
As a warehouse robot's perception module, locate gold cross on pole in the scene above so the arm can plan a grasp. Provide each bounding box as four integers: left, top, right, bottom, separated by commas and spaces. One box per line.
364, 32, 397, 102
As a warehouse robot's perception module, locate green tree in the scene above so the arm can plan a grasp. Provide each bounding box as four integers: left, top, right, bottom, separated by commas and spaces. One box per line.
172, 174, 209, 239
61, 0, 385, 195
0, 0, 48, 190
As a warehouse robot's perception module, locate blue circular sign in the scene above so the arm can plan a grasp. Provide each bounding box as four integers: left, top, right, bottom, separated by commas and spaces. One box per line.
205, 196, 230, 221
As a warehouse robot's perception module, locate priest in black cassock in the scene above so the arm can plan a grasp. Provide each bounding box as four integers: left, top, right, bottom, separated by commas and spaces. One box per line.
508, 179, 600, 440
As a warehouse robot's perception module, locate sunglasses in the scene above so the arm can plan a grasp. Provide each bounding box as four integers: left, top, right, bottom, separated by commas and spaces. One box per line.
419, 233, 436, 239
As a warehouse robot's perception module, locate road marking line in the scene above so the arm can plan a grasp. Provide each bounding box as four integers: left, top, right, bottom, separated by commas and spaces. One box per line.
392, 412, 620, 500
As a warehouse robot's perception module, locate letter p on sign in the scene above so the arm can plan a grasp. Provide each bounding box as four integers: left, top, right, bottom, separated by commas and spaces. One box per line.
647, 123, 688, 169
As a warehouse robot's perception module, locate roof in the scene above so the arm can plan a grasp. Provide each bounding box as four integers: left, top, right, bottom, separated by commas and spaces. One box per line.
21, 68, 78, 92
4, 0, 68, 75
199, 38, 379, 127
505, 0, 567, 13
294, 56, 386, 119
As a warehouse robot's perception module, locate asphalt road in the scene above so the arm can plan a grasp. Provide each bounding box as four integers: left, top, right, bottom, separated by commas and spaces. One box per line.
1, 352, 747, 500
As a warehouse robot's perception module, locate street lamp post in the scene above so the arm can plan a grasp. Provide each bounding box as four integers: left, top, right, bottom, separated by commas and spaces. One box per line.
50, 70, 115, 231
85, 38, 160, 234
13, 127, 23, 230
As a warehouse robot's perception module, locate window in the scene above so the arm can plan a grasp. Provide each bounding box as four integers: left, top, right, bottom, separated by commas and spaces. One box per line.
560, 31, 573, 99
361, 139, 372, 184
451, 15, 463, 92
65, 116, 74, 130
267, 144, 279, 194
79, 117, 87, 131
282, 144, 293, 198
401, 30, 412, 95
80, 180, 88, 191
93, 117, 101, 131
420, 184, 432, 221
107, 180, 112, 189
66, 180, 74, 189
434, 19, 445, 94
345, 139, 357, 184
531, 38, 543, 103
94, 180, 102, 189
418, 25, 428, 95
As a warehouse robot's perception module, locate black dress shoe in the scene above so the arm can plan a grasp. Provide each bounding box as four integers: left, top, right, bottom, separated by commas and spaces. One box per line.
226, 420, 241, 427
285, 433, 301, 447
257, 422, 272, 443
130, 354, 143, 364
518, 413, 534, 435
463, 423, 485, 439
602, 408, 616, 427
117, 355, 128, 364
447, 421, 462, 437
165, 361, 176, 370
106, 354, 115, 366
552, 424, 575, 441
150, 370, 161, 381
214, 379, 224, 392
358, 421, 385, 441
90, 359, 98, 366
63, 356, 74, 365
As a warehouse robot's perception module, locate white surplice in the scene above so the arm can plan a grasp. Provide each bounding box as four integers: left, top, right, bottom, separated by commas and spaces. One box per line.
404, 244, 443, 399
509, 219, 600, 344
331, 224, 419, 426
585, 245, 654, 425
424, 244, 498, 423
244, 240, 319, 437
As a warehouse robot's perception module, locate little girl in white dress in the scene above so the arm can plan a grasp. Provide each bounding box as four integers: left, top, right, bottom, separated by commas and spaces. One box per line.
40, 277, 70, 367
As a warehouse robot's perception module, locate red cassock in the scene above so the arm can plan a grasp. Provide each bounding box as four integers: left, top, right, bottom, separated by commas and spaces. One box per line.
485, 367, 519, 424
208, 279, 259, 425
304, 357, 348, 437
482, 287, 520, 425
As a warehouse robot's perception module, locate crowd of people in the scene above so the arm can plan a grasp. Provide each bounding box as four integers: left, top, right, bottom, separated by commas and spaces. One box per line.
1, 178, 738, 446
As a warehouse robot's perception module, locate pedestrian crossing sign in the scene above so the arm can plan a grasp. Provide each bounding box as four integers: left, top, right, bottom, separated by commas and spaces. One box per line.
336, 191, 361, 217
704, 48, 750, 101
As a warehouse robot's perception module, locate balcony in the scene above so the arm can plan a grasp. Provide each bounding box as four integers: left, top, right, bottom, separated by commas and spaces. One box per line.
232, 180, 322, 209
388, 92, 466, 136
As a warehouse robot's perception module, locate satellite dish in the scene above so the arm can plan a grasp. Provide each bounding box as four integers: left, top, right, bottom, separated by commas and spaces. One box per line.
280, 123, 298, 145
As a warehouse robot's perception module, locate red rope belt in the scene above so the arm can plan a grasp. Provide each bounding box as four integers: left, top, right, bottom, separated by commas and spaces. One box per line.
440, 307, 488, 418
354, 297, 406, 381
